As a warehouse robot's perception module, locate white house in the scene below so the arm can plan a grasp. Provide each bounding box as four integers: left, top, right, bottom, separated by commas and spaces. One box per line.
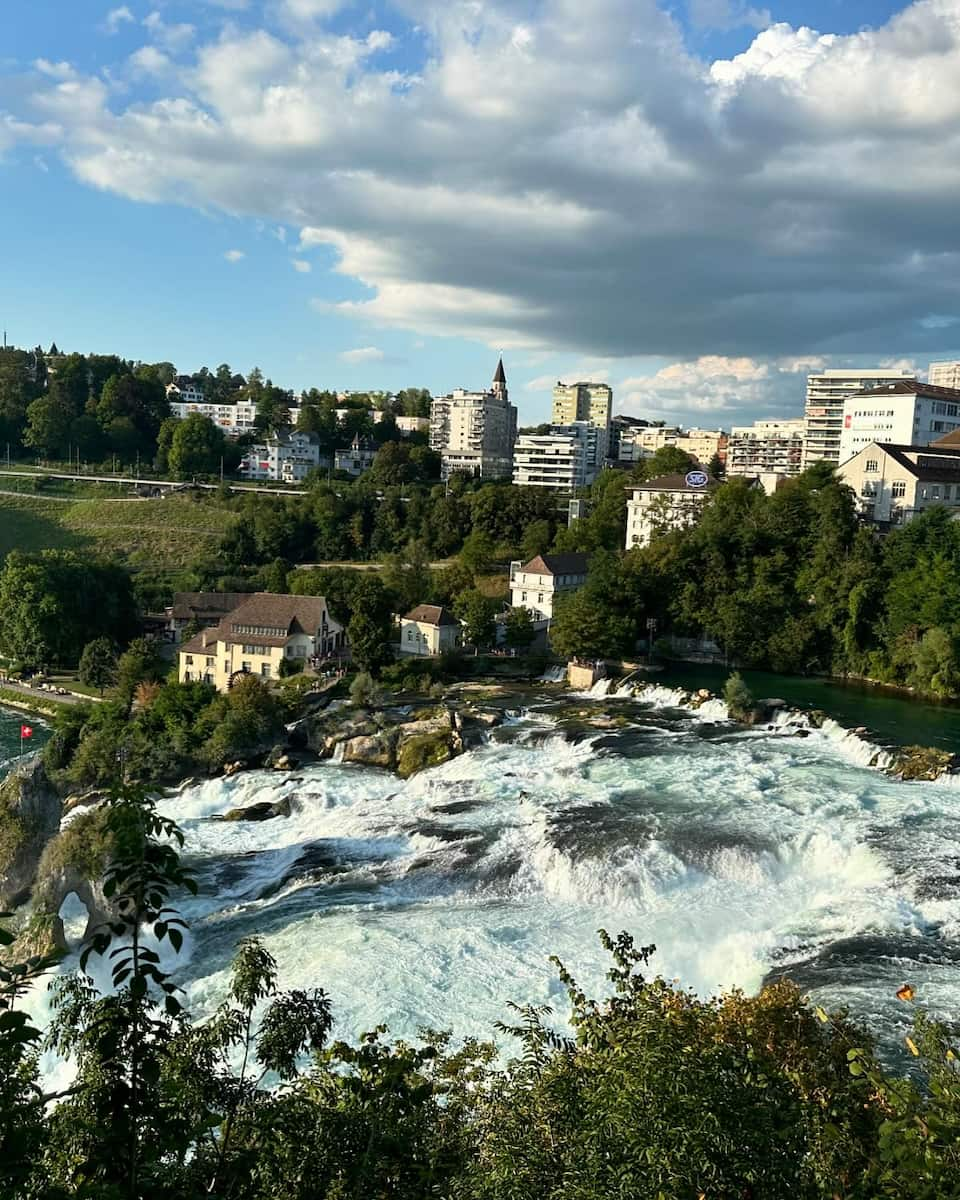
334, 435, 377, 477
239, 431, 324, 483
625, 470, 718, 548
399, 605, 463, 656
837, 441, 960, 525
508, 553, 589, 624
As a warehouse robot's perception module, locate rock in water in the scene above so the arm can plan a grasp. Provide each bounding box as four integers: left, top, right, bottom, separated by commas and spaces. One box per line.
222, 797, 293, 822
0, 756, 62, 910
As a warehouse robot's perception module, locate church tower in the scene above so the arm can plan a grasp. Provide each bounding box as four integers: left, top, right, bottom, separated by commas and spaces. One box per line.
492, 356, 507, 401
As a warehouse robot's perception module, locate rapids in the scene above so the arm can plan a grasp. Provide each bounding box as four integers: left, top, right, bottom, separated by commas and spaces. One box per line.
146, 688, 960, 1052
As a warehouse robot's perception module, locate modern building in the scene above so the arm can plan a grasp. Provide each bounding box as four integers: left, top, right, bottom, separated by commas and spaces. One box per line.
178, 592, 345, 690
617, 425, 681, 463
838, 381, 960, 464
167, 380, 259, 437
512, 423, 593, 491
674, 429, 727, 466
802, 368, 915, 468
508, 553, 589, 624
928, 361, 960, 389
430, 359, 518, 481
551, 381, 613, 465
625, 470, 718, 548
838, 442, 960, 525
162, 592, 248, 644
239, 430, 324, 483
396, 416, 430, 437
609, 415, 652, 460
727, 419, 805, 478
334, 435, 377, 477
398, 605, 463, 657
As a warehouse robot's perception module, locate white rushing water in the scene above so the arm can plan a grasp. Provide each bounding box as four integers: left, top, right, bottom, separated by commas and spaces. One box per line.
123, 692, 960, 1053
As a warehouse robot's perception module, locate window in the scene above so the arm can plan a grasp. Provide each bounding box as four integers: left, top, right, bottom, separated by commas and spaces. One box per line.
865, 459, 878, 473
185, 655, 194, 665
261, 663, 271, 678
946, 485, 953, 501
407, 628, 414, 641
206, 657, 214, 666
892, 481, 907, 498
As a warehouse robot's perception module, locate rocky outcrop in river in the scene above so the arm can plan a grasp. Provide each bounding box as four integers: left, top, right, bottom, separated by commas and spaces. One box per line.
0, 757, 62, 910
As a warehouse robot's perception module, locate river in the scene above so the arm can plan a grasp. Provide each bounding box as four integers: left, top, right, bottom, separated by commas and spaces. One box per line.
0, 705, 50, 770
133, 678, 960, 1057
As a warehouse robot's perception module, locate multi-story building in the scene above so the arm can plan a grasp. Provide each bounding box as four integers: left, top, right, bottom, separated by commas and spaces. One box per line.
398, 605, 463, 657
396, 416, 430, 437
839, 382, 960, 463
617, 425, 681, 463
178, 592, 345, 690
512, 424, 593, 491
551, 381, 613, 465
928, 361, 960, 389
508, 553, 589, 624
162, 592, 248, 644
334, 435, 377, 477
609, 415, 651, 461
727, 419, 805, 478
430, 359, 517, 481
625, 470, 718, 549
838, 442, 960, 525
802, 368, 915, 468
674, 429, 727, 466
239, 430, 324, 483
167, 380, 259, 436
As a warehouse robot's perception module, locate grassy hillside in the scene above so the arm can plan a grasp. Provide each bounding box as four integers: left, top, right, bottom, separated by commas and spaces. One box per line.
0, 494, 234, 568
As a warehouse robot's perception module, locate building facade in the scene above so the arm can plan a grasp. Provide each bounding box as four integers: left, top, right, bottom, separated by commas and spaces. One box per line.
928, 361, 960, 389
726, 418, 805, 478
674, 429, 727, 466
508, 553, 589, 623
609, 415, 651, 461
512, 424, 593, 491
399, 605, 463, 656
430, 359, 518, 481
838, 381, 960, 463
625, 471, 718, 548
239, 431, 324, 483
551, 381, 613, 465
838, 442, 960, 525
617, 425, 681, 463
803, 368, 915, 468
395, 416, 430, 437
178, 592, 345, 690
334, 435, 377, 477
162, 592, 247, 644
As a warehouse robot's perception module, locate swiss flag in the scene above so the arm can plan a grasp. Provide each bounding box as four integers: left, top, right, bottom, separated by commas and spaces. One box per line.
20, 725, 33, 739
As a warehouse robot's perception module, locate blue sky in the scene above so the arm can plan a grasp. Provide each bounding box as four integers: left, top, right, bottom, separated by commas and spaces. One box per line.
2, 0, 959, 425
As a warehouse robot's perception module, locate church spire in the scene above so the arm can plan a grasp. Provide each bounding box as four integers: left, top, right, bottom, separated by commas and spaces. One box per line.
493, 356, 506, 386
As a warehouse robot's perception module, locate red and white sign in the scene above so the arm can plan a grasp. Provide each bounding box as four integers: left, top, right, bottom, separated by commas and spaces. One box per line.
20, 725, 33, 739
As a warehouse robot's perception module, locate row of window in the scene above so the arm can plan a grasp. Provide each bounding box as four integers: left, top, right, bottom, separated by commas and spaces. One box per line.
233, 624, 286, 637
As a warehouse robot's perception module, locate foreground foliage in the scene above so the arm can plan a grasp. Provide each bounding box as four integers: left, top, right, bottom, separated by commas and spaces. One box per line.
2, 784, 960, 1199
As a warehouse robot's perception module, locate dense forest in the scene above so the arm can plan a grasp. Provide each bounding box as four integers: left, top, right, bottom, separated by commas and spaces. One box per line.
2, 781, 959, 1200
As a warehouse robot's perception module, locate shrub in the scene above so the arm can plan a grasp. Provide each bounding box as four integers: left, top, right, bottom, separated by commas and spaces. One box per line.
349, 671, 380, 707
723, 670, 755, 721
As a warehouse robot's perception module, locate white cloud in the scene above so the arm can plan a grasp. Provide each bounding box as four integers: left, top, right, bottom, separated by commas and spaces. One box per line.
617, 355, 802, 424
340, 346, 384, 364
105, 6, 135, 34
291, 258, 311, 272
689, 0, 770, 32
223, 248, 245, 262
10, 0, 960, 370
33, 59, 77, 79
143, 12, 195, 52
129, 46, 172, 77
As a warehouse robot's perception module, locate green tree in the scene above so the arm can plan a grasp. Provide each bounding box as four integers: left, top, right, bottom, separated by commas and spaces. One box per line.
549, 587, 635, 661
454, 588, 496, 651
503, 605, 537, 652
723, 670, 755, 719
78, 637, 119, 696
168, 413, 227, 479
23, 393, 72, 458
347, 575, 395, 675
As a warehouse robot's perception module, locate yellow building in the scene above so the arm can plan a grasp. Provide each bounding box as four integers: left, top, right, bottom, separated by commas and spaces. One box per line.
178, 592, 345, 691
399, 605, 463, 656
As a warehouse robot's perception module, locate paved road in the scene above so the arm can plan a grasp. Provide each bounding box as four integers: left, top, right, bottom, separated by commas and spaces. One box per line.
0, 678, 89, 707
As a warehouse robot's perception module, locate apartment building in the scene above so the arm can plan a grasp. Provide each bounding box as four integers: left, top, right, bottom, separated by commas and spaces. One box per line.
674, 428, 727, 465
617, 425, 681, 463
609, 415, 651, 460
239, 430, 324, 483
838, 442, 960, 525
928, 361, 960, 389
430, 358, 517, 481
551, 381, 613, 466
726, 419, 805, 478
839, 381, 960, 463
167, 380, 259, 437
625, 470, 718, 548
512, 424, 593, 491
178, 592, 345, 690
802, 368, 915, 468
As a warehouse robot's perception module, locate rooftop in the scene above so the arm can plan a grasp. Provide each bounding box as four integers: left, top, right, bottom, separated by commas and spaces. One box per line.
519, 553, 589, 576
627, 472, 719, 493
404, 604, 461, 627
855, 381, 960, 400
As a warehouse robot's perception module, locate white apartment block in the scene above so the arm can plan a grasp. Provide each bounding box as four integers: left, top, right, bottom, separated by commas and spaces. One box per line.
803, 368, 915, 468
239, 430, 324, 483
727, 419, 805, 478
928, 361, 960, 389
625, 470, 717, 549
617, 426, 681, 463
838, 442, 960, 525
839, 382, 960, 464
508, 553, 589, 623
513, 423, 593, 491
674, 429, 727, 465
396, 416, 430, 437
551, 381, 612, 465
430, 358, 517, 481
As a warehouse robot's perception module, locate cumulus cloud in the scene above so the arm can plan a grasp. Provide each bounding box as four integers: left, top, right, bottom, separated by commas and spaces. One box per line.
291, 258, 311, 272
223, 248, 245, 262
142, 12, 195, 53
129, 46, 173, 77
688, 0, 770, 32
340, 346, 385, 364
105, 6, 135, 34
8, 0, 960, 365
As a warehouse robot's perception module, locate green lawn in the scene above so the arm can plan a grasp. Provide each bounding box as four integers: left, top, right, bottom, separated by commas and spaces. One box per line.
0, 494, 235, 568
